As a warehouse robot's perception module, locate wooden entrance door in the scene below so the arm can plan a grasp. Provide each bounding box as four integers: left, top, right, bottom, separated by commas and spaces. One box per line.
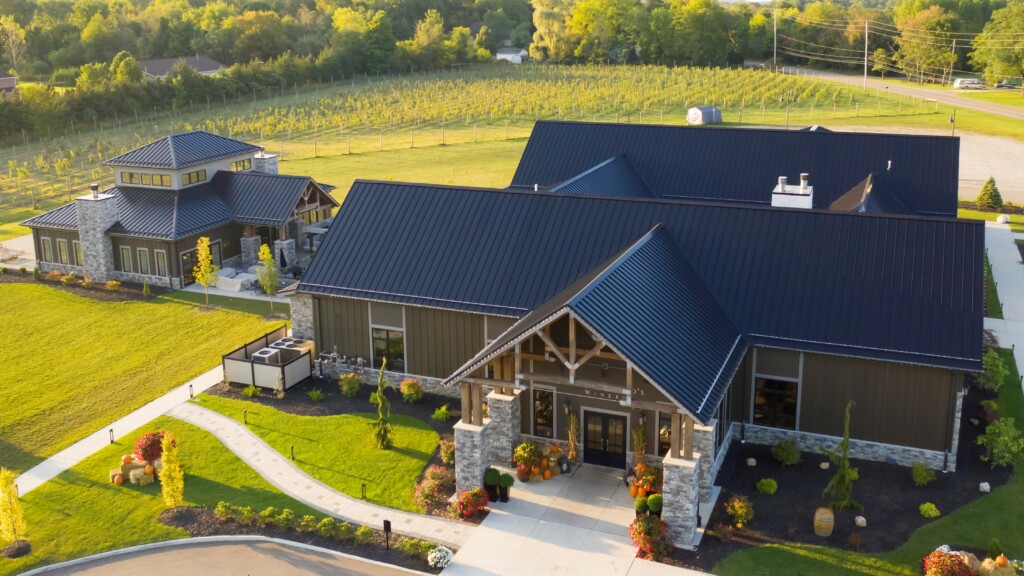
583, 411, 627, 469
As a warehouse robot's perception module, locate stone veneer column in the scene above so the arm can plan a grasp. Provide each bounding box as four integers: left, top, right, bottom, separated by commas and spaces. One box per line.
948, 388, 965, 473
75, 191, 119, 282
693, 420, 716, 502
290, 293, 314, 340
661, 453, 701, 547
486, 390, 520, 466
253, 152, 279, 175
454, 420, 491, 493
274, 239, 297, 269
240, 236, 262, 268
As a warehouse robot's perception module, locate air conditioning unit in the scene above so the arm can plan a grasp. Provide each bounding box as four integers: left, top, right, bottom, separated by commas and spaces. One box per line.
252, 348, 281, 363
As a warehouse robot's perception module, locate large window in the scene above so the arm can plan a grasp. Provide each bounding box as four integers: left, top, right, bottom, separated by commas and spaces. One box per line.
57, 239, 68, 264
73, 241, 82, 266
40, 237, 52, 262
658, 412, 672, 456
182, 169, 207, 186
532, 387, 554, 438
231, 158, 251, 171
121, 172, 170, 187
119, 246, 132, 272
751, 348, 802, 430
372, 328, 404, 372
210, 241, 222, 266
155, 250, 168, 277
137, 248, 150, 275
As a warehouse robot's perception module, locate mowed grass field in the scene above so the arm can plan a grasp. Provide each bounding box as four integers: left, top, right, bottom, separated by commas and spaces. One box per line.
962, 90, 1024, 109
2, 415, 317, 576
0, 283, 284, 473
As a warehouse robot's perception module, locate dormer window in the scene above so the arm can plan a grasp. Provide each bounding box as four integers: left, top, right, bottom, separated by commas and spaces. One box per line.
121, 171, 171, 187
231, 158, 252, 171
183, 169, 207, 186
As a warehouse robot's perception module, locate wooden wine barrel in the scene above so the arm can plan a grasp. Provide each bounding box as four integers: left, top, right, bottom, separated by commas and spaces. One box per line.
813, 507, 835, 537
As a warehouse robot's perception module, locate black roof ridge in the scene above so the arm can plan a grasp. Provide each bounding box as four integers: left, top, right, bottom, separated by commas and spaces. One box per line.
350, 179, 983, 226
225, 170, 310, 180
531, 119, 961, 142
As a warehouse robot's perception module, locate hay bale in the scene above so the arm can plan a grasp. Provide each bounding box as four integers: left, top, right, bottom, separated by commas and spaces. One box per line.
129, 468, 145, 484
120, 461, 146, 477
109, 469, 123, 483
138, 473, 155, 486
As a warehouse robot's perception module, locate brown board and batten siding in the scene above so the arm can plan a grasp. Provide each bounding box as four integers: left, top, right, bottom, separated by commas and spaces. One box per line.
33, 228, 81, 264
313, 296, 371, 359
112, 236, 174, 273
405, 306, 486, 376
727, 347, 960, 452
171, 223, 243, 278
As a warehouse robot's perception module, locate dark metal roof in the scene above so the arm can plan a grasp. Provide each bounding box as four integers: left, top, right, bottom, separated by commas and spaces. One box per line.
444, 226, 746, 423
830, 174, 911, 215
105, 131, 261, 169
139, 55, 225, 78
215, 171, 317, 225
548, 156, 653, 198
22, 202, 77, 229
105, 188, 177, 238
300, 181, 985, 372
511, 121, 959, 216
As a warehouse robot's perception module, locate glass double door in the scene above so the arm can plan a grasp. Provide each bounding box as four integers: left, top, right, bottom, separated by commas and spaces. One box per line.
583, 411, 627, 469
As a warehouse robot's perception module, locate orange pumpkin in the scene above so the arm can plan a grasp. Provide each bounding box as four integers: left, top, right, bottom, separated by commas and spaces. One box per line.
540, 458, 549, 469
113, 474, 124, 486
997, 555, 1009, 567
144, 465, 155, 475
638, 488, 648, 498
635, 462, 649, 474
543, 469, 552, 480
122, 455, 133, 465
531, 465, 541, 475
629, 484, 639, 498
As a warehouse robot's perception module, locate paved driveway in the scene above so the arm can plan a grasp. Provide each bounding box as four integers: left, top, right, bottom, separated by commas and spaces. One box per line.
34, 540, 423, 576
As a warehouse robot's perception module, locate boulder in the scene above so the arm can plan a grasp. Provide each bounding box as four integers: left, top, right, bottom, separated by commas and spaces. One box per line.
746, 458, 756, 467
958, 551, 980, 576
854, 516, 867, 528
820, 462, 830, 470
980, 482, 991, 493
970, 418, 981, 426
996, 214, 1011, 224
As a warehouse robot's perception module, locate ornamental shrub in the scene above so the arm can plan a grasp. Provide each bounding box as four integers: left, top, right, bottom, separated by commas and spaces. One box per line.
142, 281, 151, 296
432, 404, 452, 422
275, 508, 296, 529
316, 517, 336, 538
756, 478, 778, 495
912, 462, 936, 487
339, 373, 362, 397
629, 515, 674, 558
299, 515, 318, 532
978, 349, 1008, 392
977, 176, 1003, 209
335, 521, 355, 541
922, 549, 971, 576
60, 272, 76, 285
438, 434, 455, 464
988, 538, 1003, 560
258, 506, 279, 527
919, 502, 941, 519
427, 545, 454, 569
635, 495, 649, 514
398, 538, 434, 559
454, 488, 489, 518
725, 495, 754, 528
32, 267, 40, 280
414, 465, 455, 508
45, 270, 62, 281
977, 418, 1024, 468
242, 384, 259, 398
647, 493, 663, 513
306, 388, 324, 402
400, 378, 424, 403
133, 431, 171, 462
236, 506, 255, 525
354, 524, 374, 544
369, 391, 380, 405
772, 439, 801, 466
80, 275, 93, 288
214, 501, 234, 520
104, 280, 121, 290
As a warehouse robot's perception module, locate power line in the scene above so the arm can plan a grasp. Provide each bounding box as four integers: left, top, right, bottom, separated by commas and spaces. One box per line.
779, 34, 866, 54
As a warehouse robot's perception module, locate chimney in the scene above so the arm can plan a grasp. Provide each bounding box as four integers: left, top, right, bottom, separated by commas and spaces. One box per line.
90, 183, 99, 198
252, 151, 279, 175
771, 173, 814, 210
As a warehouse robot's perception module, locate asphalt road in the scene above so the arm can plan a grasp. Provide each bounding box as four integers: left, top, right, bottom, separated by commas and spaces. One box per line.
784, 68, 1024, 121
36, 541, 423, 576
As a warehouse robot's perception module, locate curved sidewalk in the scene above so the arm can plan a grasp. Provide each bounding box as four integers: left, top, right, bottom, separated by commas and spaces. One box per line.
168, 402, 472, 549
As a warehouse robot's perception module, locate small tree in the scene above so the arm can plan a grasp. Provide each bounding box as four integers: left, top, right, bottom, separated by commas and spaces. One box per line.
977, 418, 1024, 468
372, 359, 394, 449
822, 401, 862, 511
977, 177, 1003, 210
871, 48, 892, 79
160, 432, 184, 508
0, 467, 27, 544
978, 349, 1008, 392
256, 244, 281, 314
193, 237, 219, 306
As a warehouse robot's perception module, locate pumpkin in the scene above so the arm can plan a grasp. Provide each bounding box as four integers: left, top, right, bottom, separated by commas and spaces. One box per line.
531, 465, 541, 475
144, 465, 154, 475
540, 458, 549, 469
543, 469, 552, 480
122, 455, 133, 465
638, 488, 648, 498
629, 484, 639, 498
635, 462, 649, 474
997, 555, 1009, 568
113, 474, 124, 486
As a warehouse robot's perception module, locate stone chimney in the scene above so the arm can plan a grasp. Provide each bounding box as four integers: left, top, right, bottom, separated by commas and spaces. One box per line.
771, 174, 814, 209
253, 151, 279, 175
75, 185, 119, 282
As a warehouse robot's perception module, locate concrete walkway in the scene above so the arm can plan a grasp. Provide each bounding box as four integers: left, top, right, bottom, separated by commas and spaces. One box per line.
167, 401, 472, 549
982, 222, 1024, 376
15, 366, 224, 495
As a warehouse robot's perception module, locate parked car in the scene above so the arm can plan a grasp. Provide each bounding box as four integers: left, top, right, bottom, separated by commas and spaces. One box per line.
953, 78, 985, 89
995, 79, 1021, 89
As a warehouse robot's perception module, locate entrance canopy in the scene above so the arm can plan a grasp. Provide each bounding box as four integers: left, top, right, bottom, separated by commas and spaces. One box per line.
443, 225, 747, 424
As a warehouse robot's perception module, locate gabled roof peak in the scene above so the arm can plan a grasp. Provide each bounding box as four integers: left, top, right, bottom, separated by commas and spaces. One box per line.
105, 131, 262, 170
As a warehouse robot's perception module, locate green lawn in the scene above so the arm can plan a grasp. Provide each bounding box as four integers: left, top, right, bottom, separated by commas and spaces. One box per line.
715, 349, 1024, 575
958, 207, 1024, 233
961, 90, 1024, 109
985, 256, 1004, 319
2, 416, 317, 576
0, 283, 284, 473
195, 394, 439, 512
162, 289, 290, 318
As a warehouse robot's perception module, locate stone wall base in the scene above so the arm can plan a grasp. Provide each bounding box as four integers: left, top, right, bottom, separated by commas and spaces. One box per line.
662, 453, 700, 547
455, 420, 491, 493
111, 271, 174, 289
38, 262, 83, 275
318, 364, 461, 400
486, 390, 520, 467
290, 293, 314, 340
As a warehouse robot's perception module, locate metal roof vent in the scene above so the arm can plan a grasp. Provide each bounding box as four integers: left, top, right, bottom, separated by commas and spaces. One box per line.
534, 184, 539, 192
90, 183, 99, 199
771, 174, 814, 209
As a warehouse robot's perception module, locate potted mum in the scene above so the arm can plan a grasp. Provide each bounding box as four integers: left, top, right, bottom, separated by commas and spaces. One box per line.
513, 442, 539, 482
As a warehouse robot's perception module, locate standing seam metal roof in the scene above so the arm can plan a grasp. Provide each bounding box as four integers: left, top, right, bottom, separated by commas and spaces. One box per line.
548, 156, 654, 198
104, 131, 262, 169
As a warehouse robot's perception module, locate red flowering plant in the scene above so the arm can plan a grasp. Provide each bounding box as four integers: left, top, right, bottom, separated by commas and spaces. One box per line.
453, 488, 489, 519
921, 549, 971, 576
629, 515, 674, 558
414, 465, 455, 508
134, 431, 174, 462
635, 468, 662, 494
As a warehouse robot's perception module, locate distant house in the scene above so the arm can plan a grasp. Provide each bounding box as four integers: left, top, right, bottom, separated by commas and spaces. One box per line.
496, 48, 529, 64
139, 55, 226, 81
23, 131, 338, 289
0, 73, 16, 94
686, 106, 722, 125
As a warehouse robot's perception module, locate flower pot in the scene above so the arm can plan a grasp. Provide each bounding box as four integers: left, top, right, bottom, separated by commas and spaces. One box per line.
485, 484, 499, 502
498, 485, 510, 502
813, 507, 834, 537
516, 466, 530, 482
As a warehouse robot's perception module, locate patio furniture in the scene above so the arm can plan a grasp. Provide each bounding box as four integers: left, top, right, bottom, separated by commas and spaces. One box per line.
219, 267, 237, 278
216, 273, 254, 292
287, 265, 303, 279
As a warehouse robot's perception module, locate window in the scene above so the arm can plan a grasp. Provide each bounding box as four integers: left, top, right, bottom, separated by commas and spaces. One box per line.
120, 246, 132, 272
182, 169, 207, 186
751, 348, 802, 430
210, 241, 222, 266
658, 412, 672, 456
231, 158, 251, 171
57, 239, 68, 264
137, 248, 150, 275
155, 250, 167, 277
155, 174, 171, 187
120, 172, 169, 187
40, 237, 52, 262
141, 174, 152, 185
532, 387, 554, 438
73, 241, 82, 266
372, 328, 404, 372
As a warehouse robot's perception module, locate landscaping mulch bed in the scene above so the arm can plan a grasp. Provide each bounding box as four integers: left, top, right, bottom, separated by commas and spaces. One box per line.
160, 506, 444, 573
0, 270, 169, 302
958, 200, 1024, 215
666, 385, 1014, 572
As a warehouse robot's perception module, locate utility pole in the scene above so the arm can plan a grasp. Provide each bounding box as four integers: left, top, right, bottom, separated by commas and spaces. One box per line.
863, 20, 869, 92
773, 10, 778, 71
949, 39, 957, 86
